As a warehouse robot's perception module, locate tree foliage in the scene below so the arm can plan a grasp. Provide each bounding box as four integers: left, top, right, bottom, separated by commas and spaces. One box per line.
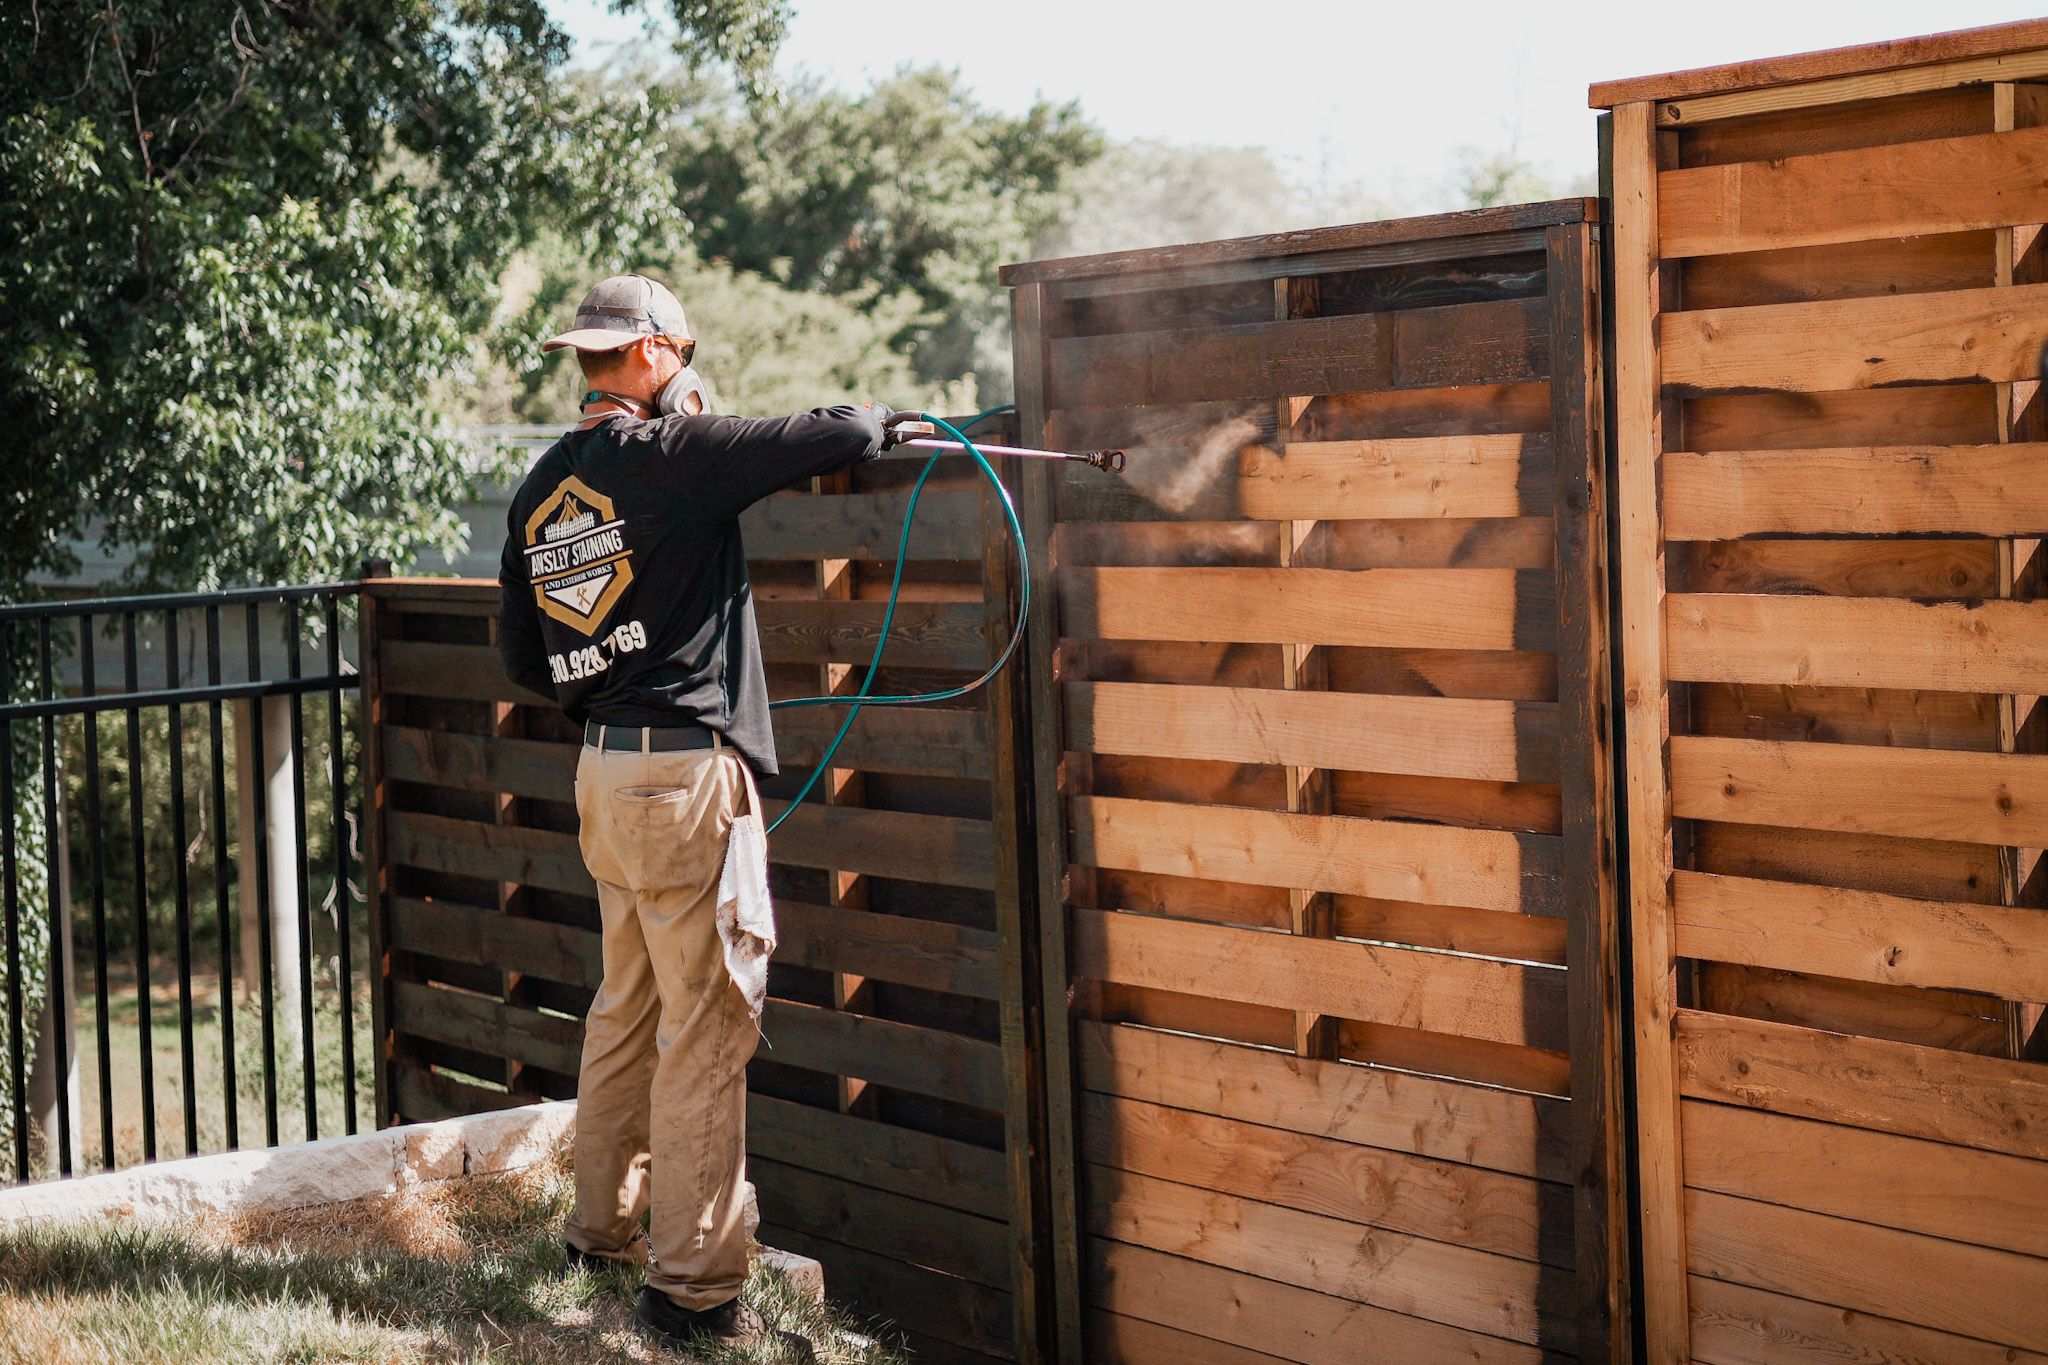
666, 67, 1102, 390
0, 0, 785, 596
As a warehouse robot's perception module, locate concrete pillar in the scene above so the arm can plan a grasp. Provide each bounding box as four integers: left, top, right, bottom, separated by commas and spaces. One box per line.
233, 696, 301, 1022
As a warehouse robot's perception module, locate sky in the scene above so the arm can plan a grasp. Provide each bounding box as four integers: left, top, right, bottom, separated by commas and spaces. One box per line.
547, 0, 2042, 204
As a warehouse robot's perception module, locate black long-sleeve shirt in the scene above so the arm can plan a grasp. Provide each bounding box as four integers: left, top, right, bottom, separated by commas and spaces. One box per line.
496, 404, 888, 776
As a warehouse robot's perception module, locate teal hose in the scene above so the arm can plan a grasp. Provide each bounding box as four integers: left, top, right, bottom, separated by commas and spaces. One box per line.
764, 404, 1026, 834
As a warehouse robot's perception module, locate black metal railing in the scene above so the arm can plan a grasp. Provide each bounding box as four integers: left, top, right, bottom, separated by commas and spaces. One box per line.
0, 583, 367, 1182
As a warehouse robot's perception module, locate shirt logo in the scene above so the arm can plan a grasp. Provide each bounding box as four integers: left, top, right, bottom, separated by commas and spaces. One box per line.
523, 475, 634, 635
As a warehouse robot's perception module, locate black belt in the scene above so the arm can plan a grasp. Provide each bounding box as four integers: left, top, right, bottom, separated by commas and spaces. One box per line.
583, 719, 719, 752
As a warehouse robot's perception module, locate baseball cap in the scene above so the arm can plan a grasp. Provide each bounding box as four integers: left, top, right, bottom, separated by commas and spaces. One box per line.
540, 274, 693, 354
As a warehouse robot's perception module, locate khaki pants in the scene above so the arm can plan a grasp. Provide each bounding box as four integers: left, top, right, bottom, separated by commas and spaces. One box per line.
564, 734, 761, 1309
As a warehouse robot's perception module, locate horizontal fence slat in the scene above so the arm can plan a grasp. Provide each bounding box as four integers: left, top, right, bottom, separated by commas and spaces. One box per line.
1682, 1100, 2048, 1259
753, 1155, 1013, 1290
382, 726, 576, 803
387, 896, 602, 989
381, 640, 535, 704
1047, 297, 1549, 409
760, 999, 1006, 1111
1062, 567, 1556, 652
1673, 870, 2048, 1002
1661, 443, 2048, 539
1082, 1092, 1572, 1266
1076, 1021, 1569, 1182
1089, 1239, 1555, 1365
389, 1063, 523, 1123
1688, 1276, 2048, 1365
386, 811, 593, 895
390, 980, 584, 1075
1085, 1165, 1573, 1351
761, 1222, 1014, 1359
772, 899, 1000, 999
770, 704, 990, 779
1685, 1187, 2048, 1352
742, 488, 983, 561
1675, 1008, 2048, 1160
1666, 593, 2048, 693
1237, 434, 1555, 521
1659, 124, 2048, 257
755, 599, 992, 668
1661, 281, 2048, 393
1670, 735, 2048, 845
1071, 795, 1562, 916
1068, 907, 1568, 1051
1065, 680, 1559, 783
762, 802, 996, 890
747, 1093, 1010, 1221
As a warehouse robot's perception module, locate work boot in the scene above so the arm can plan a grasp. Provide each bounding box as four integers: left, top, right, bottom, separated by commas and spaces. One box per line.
552, 1241, 621, 1279
633, 1286, 816, 1361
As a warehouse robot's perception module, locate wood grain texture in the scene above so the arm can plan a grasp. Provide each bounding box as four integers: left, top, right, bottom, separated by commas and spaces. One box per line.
1687, 1275, 2048, 1365
1067, 906, 1568, 1050
1671, 734, 2048, 845
1237, 434, 1553, 521
760, 999, 1006, 1112
1662, 443, 2048, 538
1674, 869, 2048, 1001
1071, 795, 1560, 915
1065, 681, 1559, 783
1660, 124, 2048, 257
1074, 1020, 1570, 1181
1686, 1187, 2048, 1350
1588, 18, 2048, 107
1682, 1100, 2048, 1257
1667, 593, 2048, 693
1661, 281, 2048, 393
1082, 1092, 1573, 1266
1676, 1008, 2048, 1159
1062, 566, 1555, 651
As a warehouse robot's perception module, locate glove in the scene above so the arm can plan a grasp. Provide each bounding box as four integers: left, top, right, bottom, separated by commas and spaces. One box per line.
880, 409, 928, 450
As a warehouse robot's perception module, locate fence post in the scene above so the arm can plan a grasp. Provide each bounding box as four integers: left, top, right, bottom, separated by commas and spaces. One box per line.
357, 558, 393, 1128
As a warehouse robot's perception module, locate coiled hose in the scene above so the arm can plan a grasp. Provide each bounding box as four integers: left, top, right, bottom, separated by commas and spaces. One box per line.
763, 404, 1024, 834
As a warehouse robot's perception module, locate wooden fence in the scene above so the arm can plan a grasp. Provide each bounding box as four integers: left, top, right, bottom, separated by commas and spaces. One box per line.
358, 424, 1055, 1363
1595, 18, 2048, 1364
1002, 203, 1628, 1363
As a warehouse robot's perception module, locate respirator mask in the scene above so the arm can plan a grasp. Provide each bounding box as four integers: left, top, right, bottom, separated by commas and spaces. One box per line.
654, 360, 710, 417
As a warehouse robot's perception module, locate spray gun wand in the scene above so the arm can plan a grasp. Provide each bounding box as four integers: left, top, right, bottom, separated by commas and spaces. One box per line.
883, 420, 1126, 473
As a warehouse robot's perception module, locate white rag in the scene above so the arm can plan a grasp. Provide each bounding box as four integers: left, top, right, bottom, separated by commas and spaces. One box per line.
715, 758, 776, 1034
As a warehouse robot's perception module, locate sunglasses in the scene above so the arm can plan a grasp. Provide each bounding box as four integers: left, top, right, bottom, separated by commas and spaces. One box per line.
662, 335, 696, 367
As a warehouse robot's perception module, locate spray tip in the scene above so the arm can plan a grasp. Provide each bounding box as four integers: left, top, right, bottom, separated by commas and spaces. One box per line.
1084, 449, 1127, 474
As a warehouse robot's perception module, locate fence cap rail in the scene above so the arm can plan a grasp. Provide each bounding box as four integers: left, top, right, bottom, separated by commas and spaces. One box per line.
998, 199, 1595, 289
1589, 16, 2048, 108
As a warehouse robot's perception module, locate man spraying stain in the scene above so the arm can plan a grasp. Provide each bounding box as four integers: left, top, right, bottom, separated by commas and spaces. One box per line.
496, 273, 907, 1358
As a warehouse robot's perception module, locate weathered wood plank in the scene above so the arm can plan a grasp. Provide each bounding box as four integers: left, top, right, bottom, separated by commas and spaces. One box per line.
1666, 593, 2048, 693
1082, 1093, 1573, 1266
1659, 124, 2048, 256
1688, 1275, 2048, 1365
742, 489, 982, 562
1237, 434, 1554, 520
771, 705, 989, 780
760, 999, 1006, 1111
1662, 443, 2048, 538
754, 599, 992, 668
1686, 1187, 2048, 1351
381, 640, 532, 704
771, 899, 1000, 999
761, 1222, 1014, 1359
1678, 232, 1994, 310
1068, 907, 1567, 1050
1671, 735, 2048, 845
1090, 1239, 1558, 1365
1075, 1021, 1570, 1182
1065, 681, 1559, 784
381, 726, 576, 803
1071, 795, 1562, 916
1062, 567, 1556, 652
386, 897, 601, 989
1661, 281, 2048, 393
1683, 1100, 2048, 1257
1675, 1008, 2048, 1159
752, 1156, 1012, 1290
389, 980, 583, 1076
389, 1063, 521, 1123
386, 811, 592, 896
761, 801, 996, 891
746, 1093, 1009, 1221
1085, 1166, 1573, 1350
1674, 870, 2048, 1001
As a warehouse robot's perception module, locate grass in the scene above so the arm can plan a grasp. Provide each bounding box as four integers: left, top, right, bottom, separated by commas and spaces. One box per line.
0, 1144, 908, 1364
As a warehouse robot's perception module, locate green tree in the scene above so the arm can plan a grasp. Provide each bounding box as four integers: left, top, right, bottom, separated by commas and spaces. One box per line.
666, 67, 1102, 392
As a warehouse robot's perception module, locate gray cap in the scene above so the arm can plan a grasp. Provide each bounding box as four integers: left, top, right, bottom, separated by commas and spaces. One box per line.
540, 274, 693, 354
